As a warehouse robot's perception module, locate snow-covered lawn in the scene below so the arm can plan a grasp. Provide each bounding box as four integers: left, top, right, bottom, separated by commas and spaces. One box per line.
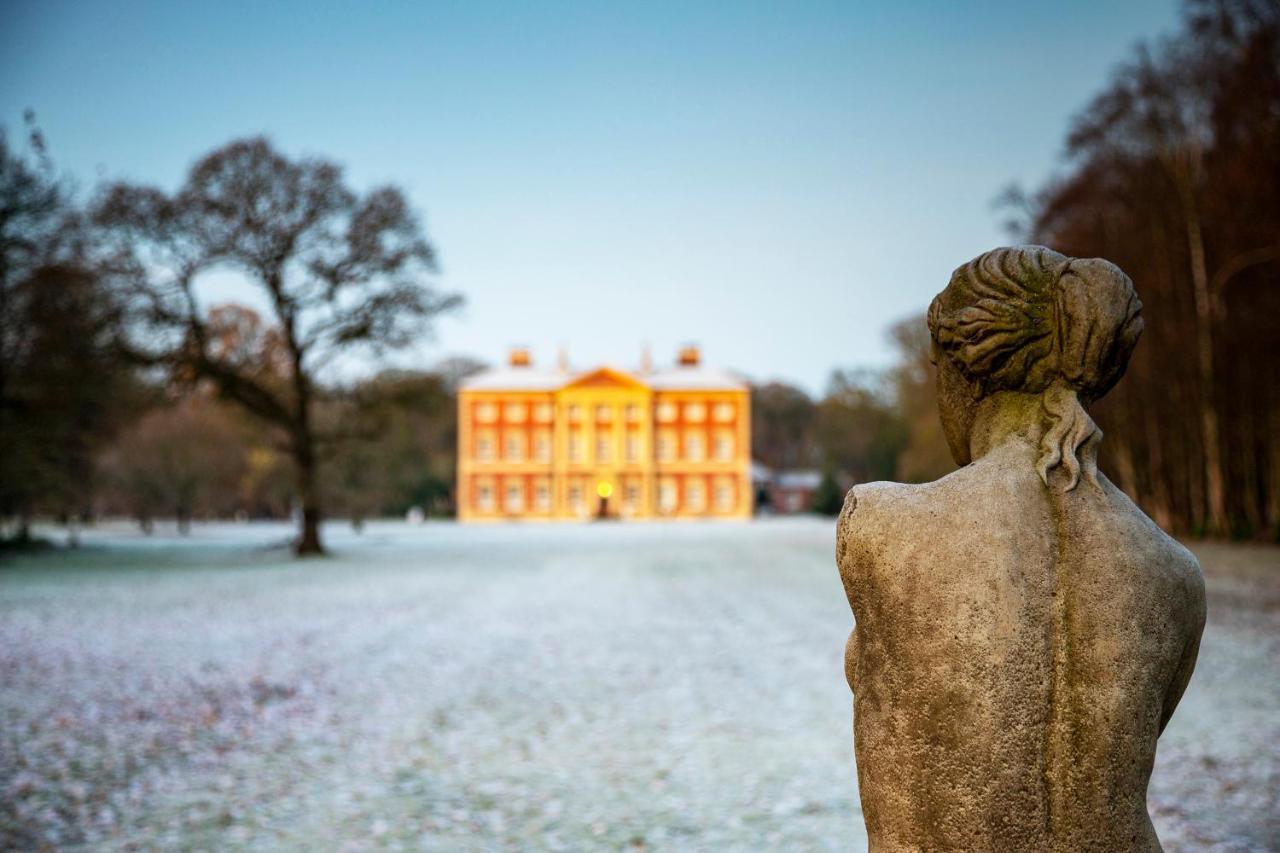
1, 519, 1276, 851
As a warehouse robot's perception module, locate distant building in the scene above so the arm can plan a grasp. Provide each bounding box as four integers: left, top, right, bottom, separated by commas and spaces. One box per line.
457, 346, 751, 521
768, 469, 823, 514
750, 463, 824, 514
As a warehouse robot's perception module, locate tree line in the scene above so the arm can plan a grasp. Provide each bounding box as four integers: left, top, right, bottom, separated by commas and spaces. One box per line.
90, 362, 474, 536
1004, 0, 1278, 538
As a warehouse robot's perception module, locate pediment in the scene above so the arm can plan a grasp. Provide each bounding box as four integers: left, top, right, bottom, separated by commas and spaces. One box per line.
560, 366, 649, 391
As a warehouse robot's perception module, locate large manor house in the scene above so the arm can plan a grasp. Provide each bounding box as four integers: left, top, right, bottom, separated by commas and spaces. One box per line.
457, 346, 751, 521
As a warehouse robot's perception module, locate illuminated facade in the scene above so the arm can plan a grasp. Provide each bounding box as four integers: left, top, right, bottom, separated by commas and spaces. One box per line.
457, 346, 751, 521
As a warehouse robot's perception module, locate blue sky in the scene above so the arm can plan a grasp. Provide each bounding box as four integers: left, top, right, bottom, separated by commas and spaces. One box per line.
1, 0, 1180, 392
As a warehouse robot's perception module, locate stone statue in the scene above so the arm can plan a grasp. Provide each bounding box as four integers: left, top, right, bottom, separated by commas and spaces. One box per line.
836, 246, 1206, 851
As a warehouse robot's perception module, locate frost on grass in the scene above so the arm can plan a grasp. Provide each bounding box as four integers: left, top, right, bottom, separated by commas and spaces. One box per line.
1, 521, 1276, 851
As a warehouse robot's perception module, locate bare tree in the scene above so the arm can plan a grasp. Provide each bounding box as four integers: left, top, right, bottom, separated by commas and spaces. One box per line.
1014, 0, 1280, 538
95, 138, 460, 554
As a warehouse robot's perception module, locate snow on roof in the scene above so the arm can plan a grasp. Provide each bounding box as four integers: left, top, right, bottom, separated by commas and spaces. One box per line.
459, 367, 566, 391
644, 366, 748, 391
774, 470, 823, 489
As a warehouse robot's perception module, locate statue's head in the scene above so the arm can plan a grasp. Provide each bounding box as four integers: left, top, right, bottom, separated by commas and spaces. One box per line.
927, 246, 1143, 490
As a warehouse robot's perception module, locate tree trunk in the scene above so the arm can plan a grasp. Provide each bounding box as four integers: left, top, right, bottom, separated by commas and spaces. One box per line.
293, 440, 324, 556
297, 503, 322, 555
1110, 432, 1140, 504
1269, 405, 1280, 540
1176, 159, 1229, 536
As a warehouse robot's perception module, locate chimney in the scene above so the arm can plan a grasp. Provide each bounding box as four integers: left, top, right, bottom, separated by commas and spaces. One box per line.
509, 346, 531, 367
677, 344, 701, 367
640, 343, 653, 373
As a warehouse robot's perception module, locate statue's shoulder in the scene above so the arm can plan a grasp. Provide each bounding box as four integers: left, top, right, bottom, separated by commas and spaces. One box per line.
839, 479, 920, 533
1101, 477, 1206, 608
839, 464, 985, 534
837, 464, 1003, 589
837, 476, 949, 579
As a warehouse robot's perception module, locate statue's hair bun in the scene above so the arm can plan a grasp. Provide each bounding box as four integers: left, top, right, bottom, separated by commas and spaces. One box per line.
927, 246, 1144, 491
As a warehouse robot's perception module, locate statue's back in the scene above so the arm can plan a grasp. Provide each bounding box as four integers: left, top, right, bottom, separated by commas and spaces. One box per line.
838, 441, 1205, 852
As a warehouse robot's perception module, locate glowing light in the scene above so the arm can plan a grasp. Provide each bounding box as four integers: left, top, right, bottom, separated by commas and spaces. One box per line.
596, 481, 613, 499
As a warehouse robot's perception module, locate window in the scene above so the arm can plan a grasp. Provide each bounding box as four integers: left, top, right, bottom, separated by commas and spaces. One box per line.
534, 403, 554, 423
659, 480, 677, 512
568, 484, 584, 511
657, 431, 675, 462
477, 433, 494, 461
625, 404, 641, 422
504, 433, 524, 461
476, 402, 497, 423
625, 483, 641, 507
656, 401, 677, 422
568, 404, 583, 422
713, 402, 735, 422
569, 433, 584, 462
714, 432, 733, 461
596, 434, 612, 463
715, 480, 734, 511
595, 404, 612, 422
686, 478, 705, 510
625, 432, 640, 462
535, 482, 551, 512
685, 432, 704, 461
477, 482, 494, 512
534, 432, 551, 462
684, 402, 706, 422
505, 481, 524, 512
504, 403, 526, 423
